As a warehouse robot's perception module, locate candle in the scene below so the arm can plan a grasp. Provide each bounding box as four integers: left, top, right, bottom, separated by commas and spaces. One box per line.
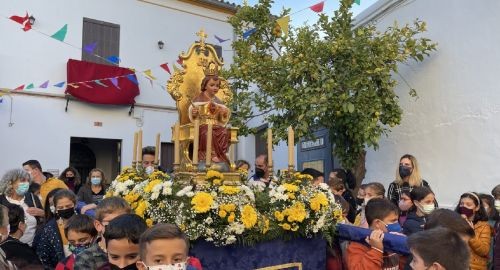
132, 132, 138, 164
267, 128, 273, 167
192, 119, 200, 164
174, 123, 180, 165
206, 122, 213, 167
288, 126, 294, 168
138, 130, 143, 163
155, 133, 160, 165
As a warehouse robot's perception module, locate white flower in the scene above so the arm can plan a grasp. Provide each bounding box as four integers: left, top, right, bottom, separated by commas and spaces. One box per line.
229, 222, 245, 234
206, 237, 213, 242
318, 183, 329, 191
162, 186, 172, 195
164, 181, 173, 187
240, 185, 255, 201
225, 235, 237, 245
186, 191, 195, 197
205, 217, 213, 225
176, 186, 193, 197
151, 191, 160, 200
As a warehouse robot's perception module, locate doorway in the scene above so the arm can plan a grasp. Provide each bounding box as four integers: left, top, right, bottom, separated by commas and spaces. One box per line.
70, 137, 121, 185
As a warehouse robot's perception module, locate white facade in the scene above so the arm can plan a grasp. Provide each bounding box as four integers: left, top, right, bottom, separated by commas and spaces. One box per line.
356, 0, 500, 207
0, 0, 291, 181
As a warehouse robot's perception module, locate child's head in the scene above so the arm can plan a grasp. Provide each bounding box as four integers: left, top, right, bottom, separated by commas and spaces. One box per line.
424, 209, 475, 242
492, 184, 500, 211
95, 196, 132, 234
410, 187, 435, 215
333, 194, 350, 219
398, 190, 413, 212
53, 189, 77, 220
137, 223, 190, 270
365, 198, 400, 233
356, 184, 367, 206
28, 182, 41, 196
104, 214, 147, 269
408, 227, 469, 270
478, 193, 499, 221
364, 182, 385, 203
328, 177, 345, 196
64, 215, 98, 255
6, 203, 25, 236
455, 192, 488, 224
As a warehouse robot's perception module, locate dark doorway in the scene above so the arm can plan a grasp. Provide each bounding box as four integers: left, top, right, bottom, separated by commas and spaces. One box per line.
160, 142, 174, 173
70, 137, 121, 185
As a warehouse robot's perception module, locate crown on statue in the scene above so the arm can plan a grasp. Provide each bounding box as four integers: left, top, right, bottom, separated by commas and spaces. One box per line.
203, 61, 219, 76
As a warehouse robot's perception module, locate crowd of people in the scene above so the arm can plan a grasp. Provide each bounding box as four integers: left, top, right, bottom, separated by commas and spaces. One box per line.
0, 151, 498, 269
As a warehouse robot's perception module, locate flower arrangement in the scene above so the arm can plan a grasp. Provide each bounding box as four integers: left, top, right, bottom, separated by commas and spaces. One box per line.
107, 168, 341, 246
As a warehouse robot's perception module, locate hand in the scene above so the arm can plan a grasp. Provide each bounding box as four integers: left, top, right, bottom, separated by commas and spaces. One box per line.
26, 207, 44, 217
365, 229, 384, 251
191, 107, 199, 117
461, 215, 474, 229
80, 204, 97, 214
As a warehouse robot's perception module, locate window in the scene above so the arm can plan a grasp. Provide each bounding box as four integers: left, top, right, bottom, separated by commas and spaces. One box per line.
254, 125, 268, 157
82, 18, 120, 66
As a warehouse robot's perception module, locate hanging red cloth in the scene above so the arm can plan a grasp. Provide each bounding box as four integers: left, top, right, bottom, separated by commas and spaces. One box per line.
65, 59, 140, 105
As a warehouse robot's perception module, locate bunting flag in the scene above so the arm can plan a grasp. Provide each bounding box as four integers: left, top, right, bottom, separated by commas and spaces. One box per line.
14, 85, 24, 91
110, 77, 119, 89
354, 0, 361, 5
0, 92, 3, 103
84, 42, 97, 53
39, 80, 49, 88
126, 74, 139, 85
173, 64, 181, 73
26, 83, 34, 89
9, 12, 28, 24
22, 21, 32, 32
176, 56, 183, 65
106, 56, 120, 65
68, 83, 80, 88
94, 80, 108, 87
54, 81, 66, 88
309, 1, 325, 13
80, 82, 93, 88
160, 63, 171, 74
276, 16, 290, 36
214, 34, 230, 43
143, 69, 156, 80
51, 24, 68, 42
242, 28, 257, 39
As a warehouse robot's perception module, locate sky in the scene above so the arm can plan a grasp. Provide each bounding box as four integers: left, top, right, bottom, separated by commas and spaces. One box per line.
231, 0, 379, 27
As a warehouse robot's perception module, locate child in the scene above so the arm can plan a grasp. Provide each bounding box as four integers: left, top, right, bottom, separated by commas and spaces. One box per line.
98, 214, 147, 270
74, 197, 132, 270
407, 227, 469, 270
56, 215, 98, 270
424, 209, 475, 241
402, 187, 435, 236
354, 182, 385, 228
346, 198, 404, 270
397, 191, 412, 225
137, 223, 202, 270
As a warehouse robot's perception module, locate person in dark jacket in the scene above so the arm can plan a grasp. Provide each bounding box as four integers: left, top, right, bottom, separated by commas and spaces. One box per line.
402, 187, 435, 236
77, 168, 107, 216
387, 154, 431, 206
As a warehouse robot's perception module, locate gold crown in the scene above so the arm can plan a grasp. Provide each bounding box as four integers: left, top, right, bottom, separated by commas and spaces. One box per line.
203, 61, 219, 76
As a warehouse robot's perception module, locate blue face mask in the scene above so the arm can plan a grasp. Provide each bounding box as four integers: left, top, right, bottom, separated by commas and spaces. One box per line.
383, 221, 402, 233
15, 182, 30, 196
91, 177, 102, 185
69, 241, 92, 255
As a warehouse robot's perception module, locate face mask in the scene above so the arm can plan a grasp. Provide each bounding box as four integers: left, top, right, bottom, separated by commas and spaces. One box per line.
50, 205, 56, 214
255, 168, 265, 179
383, 221, 402, 233
459, 206, 474, 218
145, 166, 154, 175
66, 176, 75, 182
15, 182, 30, 196
416, 202, 435, 215
356, 198, 364, 206
141, 262, 187, 270
399, 165, 412, 178
495, 200, 500, 211
398, 200, 412, 211
91, 177, 102, 185
109, 262, 138, 270
69, 241, 92, 255
57, 207, 75, 219
364, 197, 372, 206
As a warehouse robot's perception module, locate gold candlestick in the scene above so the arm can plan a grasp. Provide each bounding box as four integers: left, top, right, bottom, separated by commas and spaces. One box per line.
138, 130, 143, 164
193, 119, 200, 166
132, 131, 138, 167
174, 123, 180, 166
206, 122, 213, 168
155, 133, 161, 166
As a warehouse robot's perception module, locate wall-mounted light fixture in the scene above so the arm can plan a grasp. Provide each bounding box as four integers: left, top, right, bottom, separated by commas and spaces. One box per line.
28, 15, 36, 25
158, 40, 164, 50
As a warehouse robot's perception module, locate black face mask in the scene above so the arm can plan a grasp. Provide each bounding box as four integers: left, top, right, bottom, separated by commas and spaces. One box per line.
255, 168, 266, 179
108, 262, 138, 270
399, 165, 412, 178
57, 207, 75, 219
356, 197, 364, 206
66, 176, 75, 182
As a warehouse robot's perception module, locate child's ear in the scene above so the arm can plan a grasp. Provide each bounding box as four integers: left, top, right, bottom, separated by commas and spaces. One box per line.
94, 220, 103, 232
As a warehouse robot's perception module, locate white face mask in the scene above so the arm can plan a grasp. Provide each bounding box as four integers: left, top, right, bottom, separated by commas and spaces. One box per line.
495, 199, 500, 211
145, 166, 154, 175
417, 202, 435, 214
50, 205, 56, 214
141, 262, 187, 270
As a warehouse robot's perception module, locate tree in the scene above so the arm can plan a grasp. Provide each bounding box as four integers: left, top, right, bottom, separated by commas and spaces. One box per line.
225, 0, 436, 182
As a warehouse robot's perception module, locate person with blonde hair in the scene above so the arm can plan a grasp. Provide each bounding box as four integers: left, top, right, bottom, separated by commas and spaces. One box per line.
387, 154, 432, 206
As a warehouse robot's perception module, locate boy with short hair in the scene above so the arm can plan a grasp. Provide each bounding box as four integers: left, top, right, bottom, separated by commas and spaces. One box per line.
137, 223, 202, 270
56, 215, 98, 270
98, 214, 147, 270
346, 198, 404, 270
74, 197, 132, 270
407, 227, 469, 270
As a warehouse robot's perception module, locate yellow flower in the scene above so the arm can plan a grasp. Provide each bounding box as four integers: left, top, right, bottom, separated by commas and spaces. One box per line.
124, 192, 140, 204
191, 192, 214, 213
228, 212, 235, 223
144, 179, 162, 193
241, 205, 258, 229
274, 211, 284, 222
310, 193, 329, 212
213, 179, 222, 185
288, 192, 296, 200
135, 200, 147, 218
146, 219, 153, 227
283, 202, 307, 223
105, 191, 113, 198
291, 224, 299, 231
219, 210, 227, 218
221, 204, 236, 212
220, 185, 241, 195
206, 170, 224, 181
180, 224, 187, 231
261, 217, 270, 234
281, 223, 291, 230
282, 183, 299, 193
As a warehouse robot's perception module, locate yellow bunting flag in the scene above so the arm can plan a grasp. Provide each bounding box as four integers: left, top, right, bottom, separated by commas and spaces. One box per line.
144, 69, 157, 80
276, 16, 290, 37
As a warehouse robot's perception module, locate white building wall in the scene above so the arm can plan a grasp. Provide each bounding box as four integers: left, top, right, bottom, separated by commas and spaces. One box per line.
0, 0, 239, 178
357, 0, 500, 207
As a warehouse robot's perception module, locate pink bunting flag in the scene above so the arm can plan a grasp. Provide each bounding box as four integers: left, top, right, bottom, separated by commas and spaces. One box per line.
13, 84, 24, 91
9, 12, 28, 24
110, 77, 120, 89
80, 82, 93, 88
309, 1, 325, 13
160, 63, 171, 74
176, 56, 183, 65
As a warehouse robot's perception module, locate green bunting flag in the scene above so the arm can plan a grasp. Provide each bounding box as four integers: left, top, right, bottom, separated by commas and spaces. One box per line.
51, 24, 68, 42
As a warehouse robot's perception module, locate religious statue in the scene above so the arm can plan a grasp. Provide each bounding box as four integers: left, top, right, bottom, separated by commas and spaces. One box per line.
188, 63, 231, 169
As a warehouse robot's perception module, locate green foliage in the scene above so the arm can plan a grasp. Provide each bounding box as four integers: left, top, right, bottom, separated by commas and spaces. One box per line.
225, 0, 436, 168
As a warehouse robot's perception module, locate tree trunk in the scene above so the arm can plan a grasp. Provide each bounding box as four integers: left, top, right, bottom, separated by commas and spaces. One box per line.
350, 150, 367, 194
